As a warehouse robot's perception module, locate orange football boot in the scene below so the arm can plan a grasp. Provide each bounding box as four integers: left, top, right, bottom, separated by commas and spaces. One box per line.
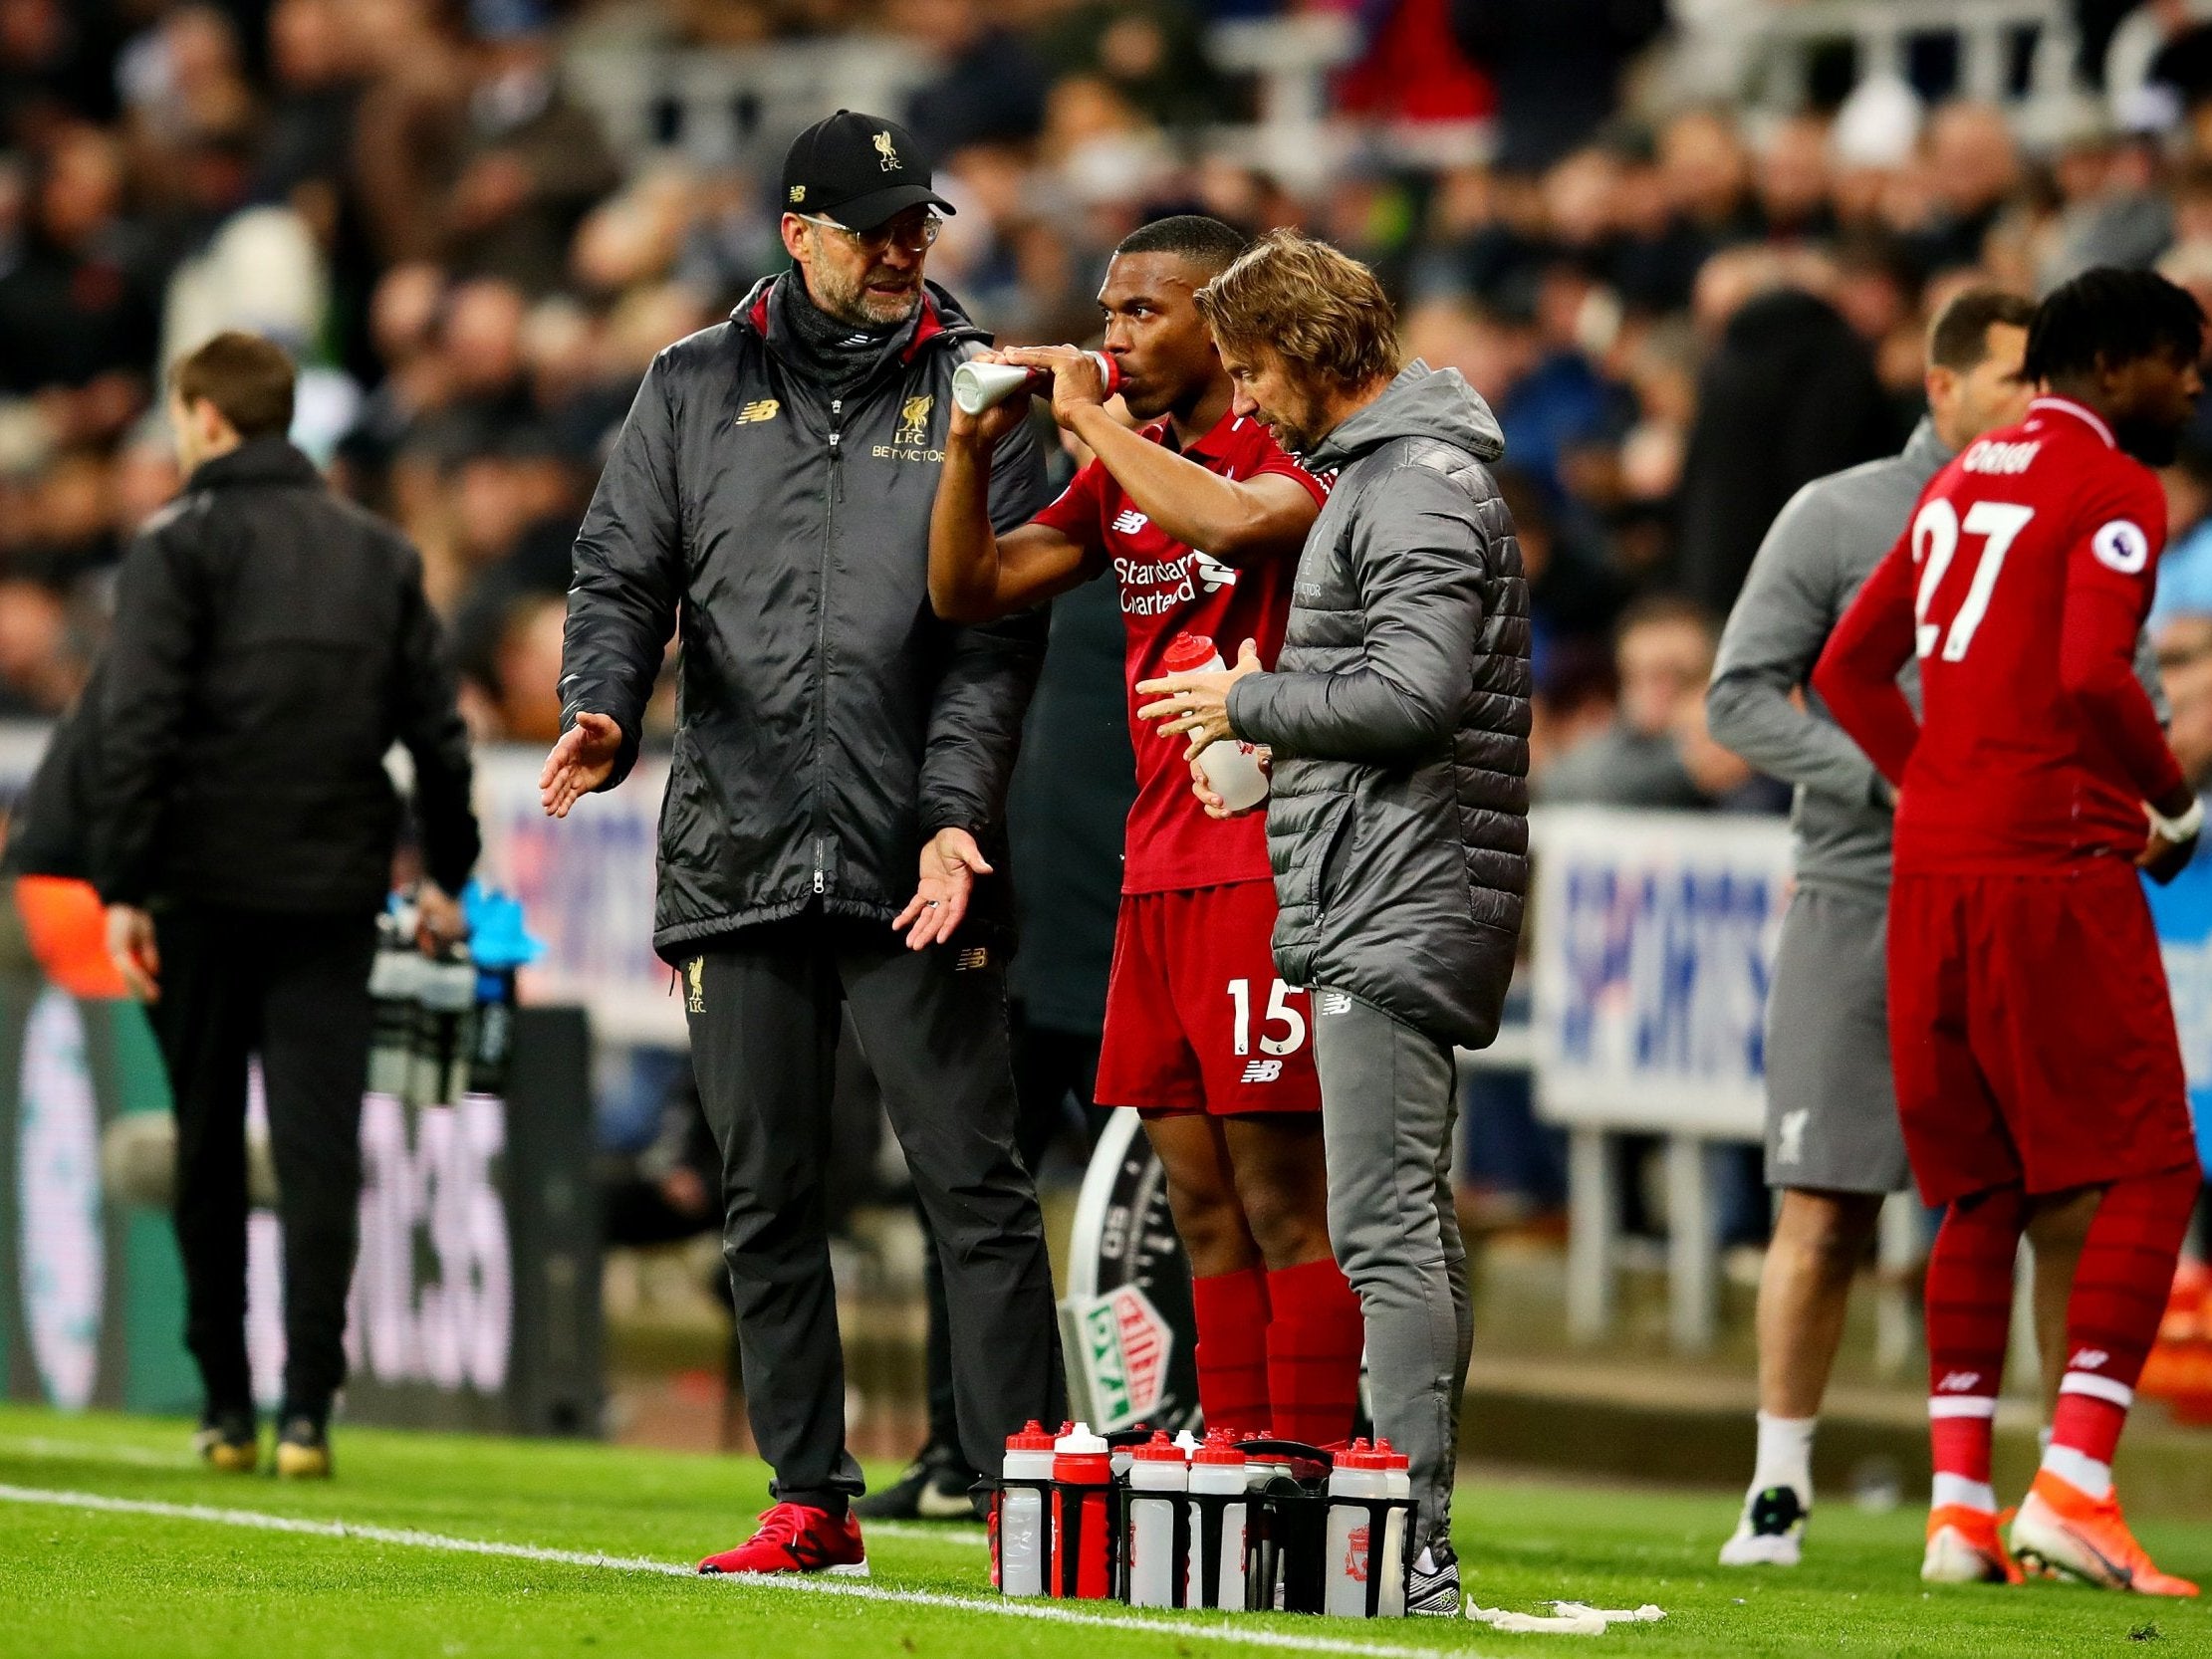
2010, 1472, 2199, 1597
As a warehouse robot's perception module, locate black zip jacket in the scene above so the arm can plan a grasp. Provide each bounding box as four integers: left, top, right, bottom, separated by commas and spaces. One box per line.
92, 437, 479, 912
558, 275, 1049, 960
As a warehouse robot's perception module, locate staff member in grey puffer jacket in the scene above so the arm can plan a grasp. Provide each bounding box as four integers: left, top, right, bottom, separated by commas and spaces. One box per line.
543, 111, 1060, 1576
1141, 231, 1530, 1614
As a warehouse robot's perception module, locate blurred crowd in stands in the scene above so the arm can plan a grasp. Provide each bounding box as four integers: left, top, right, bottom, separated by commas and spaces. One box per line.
11, 0, 2212, 810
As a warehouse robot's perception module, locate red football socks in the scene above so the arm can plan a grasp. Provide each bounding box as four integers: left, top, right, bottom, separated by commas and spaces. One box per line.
1264, 1257, 1366, 1448
1924, 1183, 2027, 1511
1191, 1266, 1272, 1439
2043, 1164, 2199, 1499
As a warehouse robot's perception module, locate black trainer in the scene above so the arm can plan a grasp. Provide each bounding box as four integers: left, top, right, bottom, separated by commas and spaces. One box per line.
191, 1408, 258, 1474
854, 1442, 978, 1522
274, 1414, 332, 1480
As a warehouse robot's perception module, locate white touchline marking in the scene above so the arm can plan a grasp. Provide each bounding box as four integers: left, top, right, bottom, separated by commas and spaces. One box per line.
0, 1482, 1483, 1659
0, 1435, 983, 1550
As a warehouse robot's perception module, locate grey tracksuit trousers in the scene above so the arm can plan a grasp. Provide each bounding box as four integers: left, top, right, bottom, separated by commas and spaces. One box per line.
1312, 987, 1471, 1553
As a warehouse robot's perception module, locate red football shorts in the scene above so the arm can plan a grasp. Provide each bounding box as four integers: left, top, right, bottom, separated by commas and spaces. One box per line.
1095, 881, 1322, 1115
1887, 863, 2197, 1206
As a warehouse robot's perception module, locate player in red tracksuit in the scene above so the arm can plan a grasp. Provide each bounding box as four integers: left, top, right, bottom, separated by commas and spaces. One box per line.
1816, 268, 2206, 1596
927, 216, 1366, 1447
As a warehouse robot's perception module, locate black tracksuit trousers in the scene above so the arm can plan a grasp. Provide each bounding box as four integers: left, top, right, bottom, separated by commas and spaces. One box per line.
683, 916, 1066, 1512
152, 906, 377, 1424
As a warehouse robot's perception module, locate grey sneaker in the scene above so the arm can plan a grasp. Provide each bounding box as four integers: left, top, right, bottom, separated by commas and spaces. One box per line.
1406, 1541, 1462, 1616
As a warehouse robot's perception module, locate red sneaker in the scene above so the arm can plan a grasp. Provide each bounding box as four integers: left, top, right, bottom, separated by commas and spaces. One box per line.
698, 1504, 868, 1577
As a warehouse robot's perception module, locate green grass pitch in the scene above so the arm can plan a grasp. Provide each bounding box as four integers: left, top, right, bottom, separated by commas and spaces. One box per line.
2, 1403, 2208, 1657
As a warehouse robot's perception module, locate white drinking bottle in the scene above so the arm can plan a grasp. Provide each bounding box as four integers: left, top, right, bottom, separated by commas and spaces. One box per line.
997, 1420, 1056, 1597
1324, 1440, 1389, 1618
1159, 632, 1270, 813
1186, 1431, 1248, 1611
1377, 1439, 1410, 1618
952, 351, 1121, 415
1124, 1432, 1188, 1608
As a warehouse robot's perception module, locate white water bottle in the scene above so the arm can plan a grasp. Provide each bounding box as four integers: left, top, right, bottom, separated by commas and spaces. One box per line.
1185, 1431, 1248, 1611
1325, 1440, 1389, 1618
1159, 633, 1270, 813
1125, 1432, 1188, 1608
952, 351, 1121, 415
1377, 1439, 1411, 1618
998, 1420, 1057, 1597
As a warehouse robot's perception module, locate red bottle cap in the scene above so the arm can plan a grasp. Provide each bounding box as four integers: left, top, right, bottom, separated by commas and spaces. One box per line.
1193, 1428, 1247, 1465
1160, 632, 1218, 675
1336, 1440, 1390, 1471
1006, 1420, 1056, 1452
1131, 1431, 1187, 1462
1373, 1436, 1409, 1468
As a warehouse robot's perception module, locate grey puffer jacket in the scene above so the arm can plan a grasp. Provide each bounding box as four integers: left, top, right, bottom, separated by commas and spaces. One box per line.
1225, 362, 1531, 1049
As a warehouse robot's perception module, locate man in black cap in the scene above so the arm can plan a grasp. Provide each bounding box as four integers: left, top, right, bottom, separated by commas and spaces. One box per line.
544, 111, 1059, 1575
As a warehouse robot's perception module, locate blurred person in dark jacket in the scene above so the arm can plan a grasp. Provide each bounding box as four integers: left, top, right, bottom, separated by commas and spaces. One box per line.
92, 331, 479, 1482
862, 572, 1131, 1520
1674, 256, 1896, 615
1448, 0, 1663, 174
440, 0, 619, 296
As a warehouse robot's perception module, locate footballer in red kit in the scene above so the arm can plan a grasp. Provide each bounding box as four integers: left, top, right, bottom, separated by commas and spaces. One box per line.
928, 216, 1367, 1451
1816, 269, 2207, 1596
1030, 403, 1327, 1116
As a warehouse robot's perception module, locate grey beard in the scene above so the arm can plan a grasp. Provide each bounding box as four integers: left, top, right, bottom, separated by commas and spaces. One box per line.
813, 264, 920, 329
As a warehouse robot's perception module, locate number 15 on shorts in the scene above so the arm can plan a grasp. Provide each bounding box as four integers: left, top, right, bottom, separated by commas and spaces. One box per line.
1228, 977, 1309, 1057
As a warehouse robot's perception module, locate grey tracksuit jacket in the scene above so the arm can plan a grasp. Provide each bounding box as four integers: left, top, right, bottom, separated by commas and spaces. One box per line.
1708, 417, 2166, 906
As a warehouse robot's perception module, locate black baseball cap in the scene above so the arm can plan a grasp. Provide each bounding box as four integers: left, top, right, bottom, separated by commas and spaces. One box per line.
781, 110, 955, 232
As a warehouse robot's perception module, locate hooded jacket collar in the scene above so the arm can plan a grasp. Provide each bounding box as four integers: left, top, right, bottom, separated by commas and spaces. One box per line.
734, 273, 978, 382
186, 434, 323, 493
1304, 359, 1506, 474
1900, 414, 1951, 475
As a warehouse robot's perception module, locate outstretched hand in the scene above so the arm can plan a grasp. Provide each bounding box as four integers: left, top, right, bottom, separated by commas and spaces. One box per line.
1137, 637, 1263, 759
893, 828, 995, 950
540, 712, 622, 819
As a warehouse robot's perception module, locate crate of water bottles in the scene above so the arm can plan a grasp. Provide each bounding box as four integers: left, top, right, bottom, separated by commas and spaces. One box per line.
988, 1419, 1414, 1618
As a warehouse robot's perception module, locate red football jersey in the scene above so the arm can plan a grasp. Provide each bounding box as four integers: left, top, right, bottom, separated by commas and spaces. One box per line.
1814, 396, 2185, 875
1032, 408, 1327, 893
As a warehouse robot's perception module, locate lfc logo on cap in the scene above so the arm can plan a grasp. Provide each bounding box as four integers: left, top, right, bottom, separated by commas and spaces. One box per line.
873, 129, 899, 170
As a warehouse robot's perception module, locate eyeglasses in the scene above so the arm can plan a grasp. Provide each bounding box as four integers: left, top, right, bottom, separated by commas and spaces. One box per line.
794, 211, 942, 254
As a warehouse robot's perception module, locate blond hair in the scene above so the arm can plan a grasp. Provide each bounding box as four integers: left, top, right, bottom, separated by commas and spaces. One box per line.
1194, 229, 1399, 391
